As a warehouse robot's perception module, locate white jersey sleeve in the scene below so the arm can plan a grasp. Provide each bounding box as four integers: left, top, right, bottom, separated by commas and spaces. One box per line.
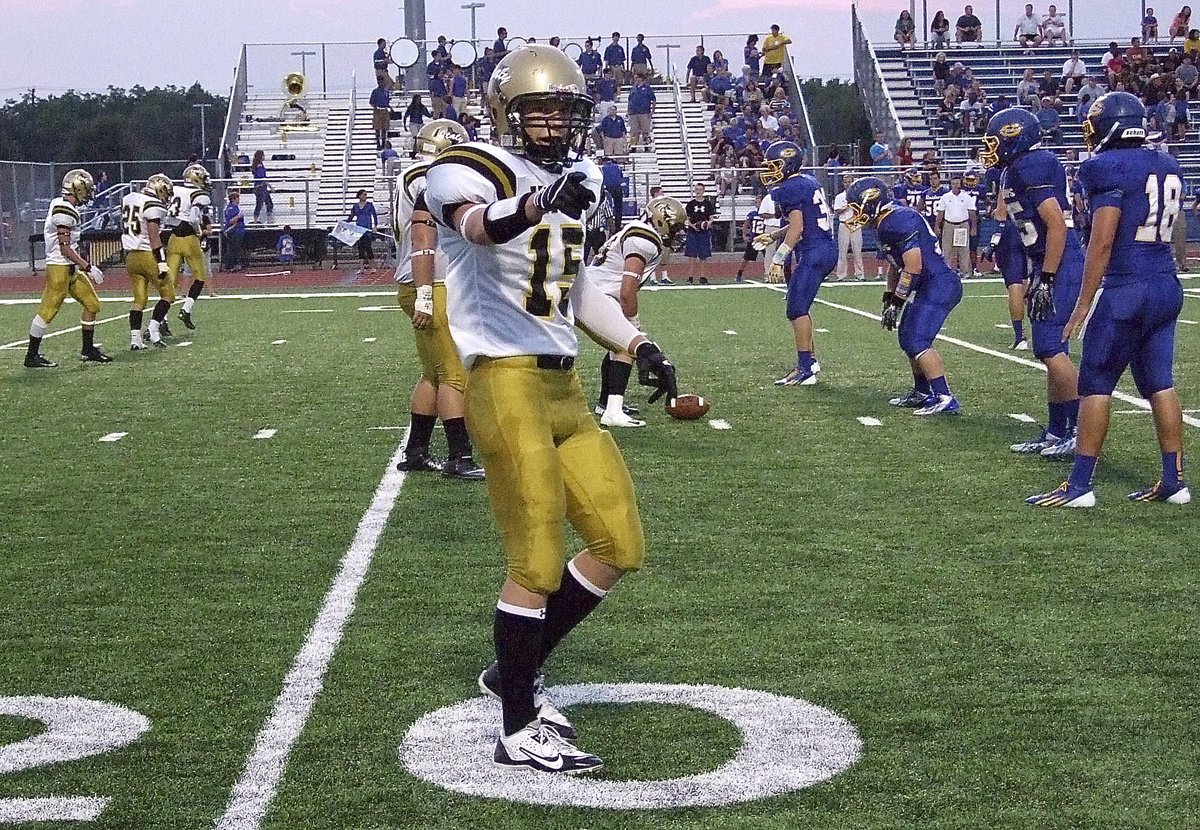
43, 198, 81, 266
588, 221, 663, 298
121, 192, 167, 251
394, 162, 449, 285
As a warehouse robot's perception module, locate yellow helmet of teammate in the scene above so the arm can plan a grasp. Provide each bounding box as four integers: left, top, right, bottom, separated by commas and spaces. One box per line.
183, 163, 211, 191
641, 196, 688, 250
414, 119, 469, 160
487, 45, 595, 171
145, 173, 174, 202
60, 169, 95, 203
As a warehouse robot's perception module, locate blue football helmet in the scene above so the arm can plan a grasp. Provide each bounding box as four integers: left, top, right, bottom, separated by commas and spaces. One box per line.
905, 167, 923, 186
979, 107, 1042, 169
759, 140, 805, 187
1083, 91, 1147, 152
844, 176, 893, 231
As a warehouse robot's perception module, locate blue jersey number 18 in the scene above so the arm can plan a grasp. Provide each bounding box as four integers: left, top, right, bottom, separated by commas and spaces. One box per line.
1137, 173, 1183, 243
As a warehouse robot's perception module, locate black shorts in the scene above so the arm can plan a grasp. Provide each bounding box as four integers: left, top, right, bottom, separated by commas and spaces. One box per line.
742, 243, 760, 262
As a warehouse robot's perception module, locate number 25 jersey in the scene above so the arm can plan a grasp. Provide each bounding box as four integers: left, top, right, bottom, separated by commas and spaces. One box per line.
1078, 147, 1181, 281
424, 143, 604, 369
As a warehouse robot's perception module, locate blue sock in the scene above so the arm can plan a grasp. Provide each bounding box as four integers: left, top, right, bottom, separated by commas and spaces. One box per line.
913, 372, 931, 395
1064, 398, 1080, 431
929, 376, 950, 396
798, 351, 813, 372
1163, 451, 1182, 487
1048, 401, 1068, 438
1012, 319, 1024, 342
1068, 454, 1098, 490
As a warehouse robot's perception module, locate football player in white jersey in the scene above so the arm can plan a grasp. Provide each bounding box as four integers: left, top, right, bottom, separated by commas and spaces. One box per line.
166, 164, 213, 331
121, 174, 174, 350
393, 118, 485, 480
589, 195, 686, 427
24, 169, 112, 367
424, 45, 679, 775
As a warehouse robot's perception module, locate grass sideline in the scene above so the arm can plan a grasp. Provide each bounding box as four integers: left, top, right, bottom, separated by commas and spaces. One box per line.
0, 283, 1197, 829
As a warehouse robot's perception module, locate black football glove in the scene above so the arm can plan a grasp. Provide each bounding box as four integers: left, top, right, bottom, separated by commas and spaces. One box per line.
881, 291, 904, 331
534, 171, 595, 219
635, 340, 678, 404
1027, 271, 1056, 322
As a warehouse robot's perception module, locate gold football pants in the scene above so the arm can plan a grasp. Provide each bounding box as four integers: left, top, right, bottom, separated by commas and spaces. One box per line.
126, 250, 176, 307
466, 357, 646, 595
396, 283, 468, 393
38, 264, 100, 323
166, 233, 208, 284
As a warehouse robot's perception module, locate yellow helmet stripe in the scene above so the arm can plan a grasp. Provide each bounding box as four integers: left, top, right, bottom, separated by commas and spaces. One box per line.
436, 147, 517, 199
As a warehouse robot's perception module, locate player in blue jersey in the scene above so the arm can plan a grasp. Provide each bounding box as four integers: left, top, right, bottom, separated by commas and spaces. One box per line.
1029, 93, 1190, 507
894, 169, 926, 211
983, 166, 1030, 350
844, 176, 962, 415
921, 170, 947, 227
760, 141, 838, 386
982, 108, 1083, 458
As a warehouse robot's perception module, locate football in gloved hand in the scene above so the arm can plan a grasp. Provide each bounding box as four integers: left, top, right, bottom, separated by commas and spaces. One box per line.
666, 394, 710, 421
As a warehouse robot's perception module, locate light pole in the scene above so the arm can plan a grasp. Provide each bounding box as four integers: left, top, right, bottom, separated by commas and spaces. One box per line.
192, 102, 212, 162
656, 43, 680, 83
462, 2, 485, 90
290, 49, 316, 77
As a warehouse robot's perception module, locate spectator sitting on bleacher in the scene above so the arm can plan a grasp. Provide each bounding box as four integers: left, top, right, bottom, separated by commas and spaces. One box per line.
931, 10, 950, 48
1105, 48, 1128, 87
1061, 48, 1087, 93
1145, 8, 1161, 42
869, 130, 895, 168
1042, 5, 1068, 46
1038, 68, 1062, 102
459, 111, 479, 141
896, 10, 917, 48
1128, 37, 1151, 68
1077, 76, 1103, 114
1186, 28, 1200, 56
711, 50, 730, 76
380, 141, 399, 168
1177, 55, 1200, 97
759, 105, 779, 137
599, 105, 629, 157
956, 4, 983, 44
1173, 90, 1191, 137
605, 32, 628, 86
709, 65, 734, 106
716, 148, 738, 196
686, 45, 712, 103
958, 90, 988, 134
1172, 7, 1193, 42
596, 68, 619, 109
578, 39, 603, 90
734, 65, 755, 105
1036, 96, 1062, 142
1014, 4, 1044, 52
938, 89, 962, 136
768, 86, 792, 116
778, 115, 799, 141
627, 70, 656, 152
948, 62, 970, 93
632, 34, 654, 77
744, 35, 761, 77
932, 51, 950, 93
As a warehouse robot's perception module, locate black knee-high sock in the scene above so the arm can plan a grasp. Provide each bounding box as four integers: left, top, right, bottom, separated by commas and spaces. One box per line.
405, 412, 437, 456
152, 299, 171, 322
26, 336, 41, 359
444, 416, 472, 459
608, 359, 633, 399
82, 326, 95, 351
494, 603, 544, 735
597, 353, 612, 409
187, 280, 204, 300
129, 310, 144, 332
538, 563, 605, 667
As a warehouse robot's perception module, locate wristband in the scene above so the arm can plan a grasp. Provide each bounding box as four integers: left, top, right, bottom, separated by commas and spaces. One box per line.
620, 270, 641, 279
882, 291, 894, 304
1039, 270, 1056, 282
482, 193, 536, 244
771, 242, 793, 267
409, 248, 437, 258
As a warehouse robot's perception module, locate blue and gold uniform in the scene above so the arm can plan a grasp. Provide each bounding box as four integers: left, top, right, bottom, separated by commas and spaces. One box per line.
770, 171, 837, 320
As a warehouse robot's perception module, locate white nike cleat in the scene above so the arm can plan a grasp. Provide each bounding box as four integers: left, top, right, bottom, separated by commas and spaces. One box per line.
1013, 339, 1029, 351
600, 410, 647, 427
494, 721, 602, 774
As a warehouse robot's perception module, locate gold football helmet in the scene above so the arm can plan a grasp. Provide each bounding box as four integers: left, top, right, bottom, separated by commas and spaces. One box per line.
61, 169, 95, 203
183, 163, 211, 191
641, 196, 687, 251
487, 45, 595, 170
414, 118, 469, 160
145, 174, 174, 202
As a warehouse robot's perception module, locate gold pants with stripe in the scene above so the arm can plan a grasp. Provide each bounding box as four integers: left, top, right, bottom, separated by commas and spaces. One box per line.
39, 264, 100, 323
396, 283, 468, 393
166, 233, 208, 285
466, 357, 646, 595
126, 250, 177, 308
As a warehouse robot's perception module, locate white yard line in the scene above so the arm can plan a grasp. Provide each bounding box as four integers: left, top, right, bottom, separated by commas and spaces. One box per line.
252, 429, 277, 440
0, 291, 399, 307
1008, 413, 1037, 423
708, 419, 732, 430
215, 436, 410, 830
281, 309, 335, 314
98, 432, 128, 443
856, 416, 883, 427
362, 337, 378, 343
271, 340, 287, 346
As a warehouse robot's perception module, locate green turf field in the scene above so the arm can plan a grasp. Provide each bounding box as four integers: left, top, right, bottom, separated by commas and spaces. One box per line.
0, 281, 1197, 829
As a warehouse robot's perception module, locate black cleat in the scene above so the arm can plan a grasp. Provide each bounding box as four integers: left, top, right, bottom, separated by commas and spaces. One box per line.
479, 661, 577, 739
396, 453, 443, 473
80, 347, 113, 363
130, 342, 148, 351
24, 353, 57, 369
442, 456, 486, 480
159, 320, 173, 338
178, 310, 195, 330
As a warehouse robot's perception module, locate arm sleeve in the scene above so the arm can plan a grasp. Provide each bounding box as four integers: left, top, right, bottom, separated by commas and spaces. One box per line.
620, 230, 662, 266
570, 267, 642, 353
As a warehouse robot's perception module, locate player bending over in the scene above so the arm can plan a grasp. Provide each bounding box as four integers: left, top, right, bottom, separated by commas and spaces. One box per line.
1028, 93, 1190, 507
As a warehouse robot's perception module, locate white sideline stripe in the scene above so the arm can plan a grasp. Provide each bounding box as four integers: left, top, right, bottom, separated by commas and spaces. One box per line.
0, 797, 108, 823
215, 435, 410, 830
252, 429, 276, 440
98, 432, 128, 443
1180, 319, 1198, 325
246, 270, 292, 278
362, 337, 377, 343
722, 330, 737, 335
357, 305, 404, 312
766, 287, 1200, 430
815, 328, 830, 333
368, 426, 405, 430
1008, 413, 1037, 423
709, 419, 732, 430
857, 416, 883, 427
281, 309, 334, 314
1117, 408, 1200, 415
271, 339, 287, 345
0, 291, 400, 307
994, 323, 1011, 329
178, 341, 193, 347
0, 312, 128, 350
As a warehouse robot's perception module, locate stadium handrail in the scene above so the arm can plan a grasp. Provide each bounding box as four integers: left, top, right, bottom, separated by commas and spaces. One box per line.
342, 71, 356, 209
852, 2, 905, 150
782, 55, 819, 164
672, 79, 695, 190
220, 45, 249, 175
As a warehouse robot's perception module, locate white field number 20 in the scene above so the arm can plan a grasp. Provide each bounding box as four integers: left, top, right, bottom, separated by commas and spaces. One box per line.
1137, 173, 1183, 242
0, 696, 149, 824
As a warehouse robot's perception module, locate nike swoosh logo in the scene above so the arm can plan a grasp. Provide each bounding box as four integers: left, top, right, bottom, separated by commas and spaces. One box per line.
526, 752, 564, 770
